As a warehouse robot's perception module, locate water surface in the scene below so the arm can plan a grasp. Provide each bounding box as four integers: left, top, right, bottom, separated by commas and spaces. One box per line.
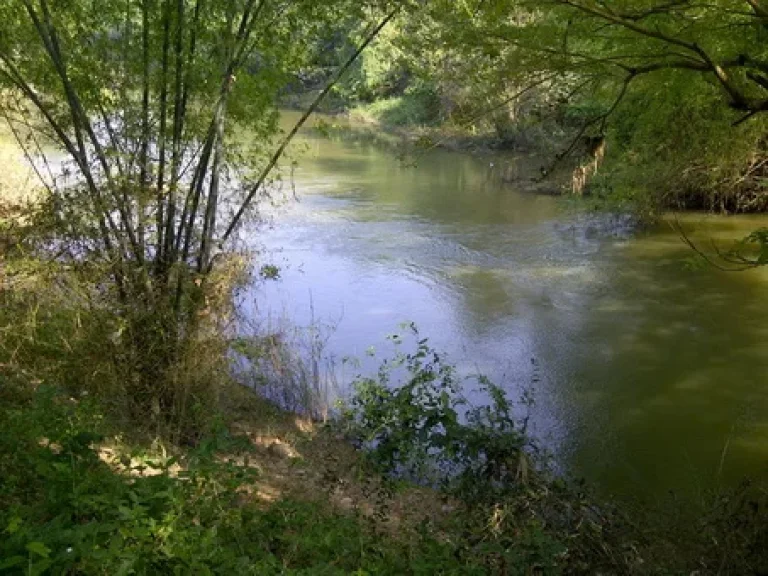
248, 112, 768, 502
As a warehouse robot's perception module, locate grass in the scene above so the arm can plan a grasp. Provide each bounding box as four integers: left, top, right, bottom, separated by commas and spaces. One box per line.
351, 95, 439, 128
0, 381, 467, 575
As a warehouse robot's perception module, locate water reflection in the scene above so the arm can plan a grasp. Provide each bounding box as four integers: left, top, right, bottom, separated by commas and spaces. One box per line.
248, 112, 768, 500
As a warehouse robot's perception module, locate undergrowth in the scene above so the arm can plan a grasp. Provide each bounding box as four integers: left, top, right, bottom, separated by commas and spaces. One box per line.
0, 382, 448, 574
337, 327, 642, 574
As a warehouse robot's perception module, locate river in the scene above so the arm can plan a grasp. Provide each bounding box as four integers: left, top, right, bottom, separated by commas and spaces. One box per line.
246, 111, 768, 503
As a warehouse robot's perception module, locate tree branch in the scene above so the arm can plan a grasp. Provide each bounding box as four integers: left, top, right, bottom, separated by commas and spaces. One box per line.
219, 7, 400, 250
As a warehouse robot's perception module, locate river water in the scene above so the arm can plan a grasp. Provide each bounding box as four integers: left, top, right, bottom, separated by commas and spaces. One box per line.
248, 112, 768, 502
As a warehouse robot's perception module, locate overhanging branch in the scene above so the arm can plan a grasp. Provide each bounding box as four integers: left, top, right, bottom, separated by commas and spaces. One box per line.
218, 7, 401, 250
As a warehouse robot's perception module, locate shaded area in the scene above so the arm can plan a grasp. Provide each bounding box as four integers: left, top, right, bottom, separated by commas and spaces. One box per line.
547, 225, 768, 501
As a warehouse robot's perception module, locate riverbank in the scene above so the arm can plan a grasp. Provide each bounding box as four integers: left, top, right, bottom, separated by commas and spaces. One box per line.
0, 225, 619, 572
0, 215, 456, 572
3, 249, 768, 574
3, 123, 768, 574
0, 381, 454, 573
281, 92, 572, 196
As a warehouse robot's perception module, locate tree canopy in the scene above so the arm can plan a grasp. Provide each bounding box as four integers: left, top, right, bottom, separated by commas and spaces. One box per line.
0, 0, 403, 419
398, 0, 768, 212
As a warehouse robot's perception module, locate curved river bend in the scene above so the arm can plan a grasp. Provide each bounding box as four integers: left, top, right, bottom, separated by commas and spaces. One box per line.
247, 112, 768, 502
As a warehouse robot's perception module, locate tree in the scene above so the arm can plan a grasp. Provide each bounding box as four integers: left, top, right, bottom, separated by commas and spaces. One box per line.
414, 1, 768, 211
421, 1, 768, 122
0, 0, 400, 422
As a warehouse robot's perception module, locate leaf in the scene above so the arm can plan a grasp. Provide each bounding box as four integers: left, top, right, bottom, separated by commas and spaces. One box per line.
25, 541, 51, 558
5, 515, 22, 534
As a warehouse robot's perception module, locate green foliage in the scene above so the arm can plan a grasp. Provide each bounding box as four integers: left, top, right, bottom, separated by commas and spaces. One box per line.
0, 383, 480, 575
391, 0, 768, 213
606, 72, 768, 214
258, 263, 281, 280
0, 0, 403, 432
741, 227, 768, 264
353, 81, 443, 127
0, 245, 234, 442
0, 384, 255, 573
332, 17, 411, 104
338, 328, 648, 573
339, 326, 532, 499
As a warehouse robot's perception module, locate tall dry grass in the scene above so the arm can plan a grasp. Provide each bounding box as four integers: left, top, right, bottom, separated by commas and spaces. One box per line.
231, 304, 341, 421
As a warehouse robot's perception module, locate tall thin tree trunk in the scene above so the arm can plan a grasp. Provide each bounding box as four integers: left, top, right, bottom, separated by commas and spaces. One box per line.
165, 0, 186, 265
171, 0, 204, 261
139, 0, 151, 256
198, 105, 225, 272
156, 0, 172, 271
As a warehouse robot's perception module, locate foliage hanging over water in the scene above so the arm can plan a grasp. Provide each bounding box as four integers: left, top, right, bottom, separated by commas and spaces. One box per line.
0, 0, 402, 431
304, 1, 768, 214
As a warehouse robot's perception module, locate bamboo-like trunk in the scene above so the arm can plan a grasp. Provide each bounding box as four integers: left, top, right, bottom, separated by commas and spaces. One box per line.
139, 0, 151, 256
171, 0, 204, 263
165, 0, 187, 265
198, 104, 225, 272
156, 0, 172, 271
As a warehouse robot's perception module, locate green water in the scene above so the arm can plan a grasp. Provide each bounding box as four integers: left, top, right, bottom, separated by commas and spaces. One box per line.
252, 112, 768, 502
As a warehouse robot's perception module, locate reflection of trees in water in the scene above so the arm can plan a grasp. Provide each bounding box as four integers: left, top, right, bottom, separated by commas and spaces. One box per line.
309, 142, 560, 226
539, 239, 768, 501
283, 128, 768, 501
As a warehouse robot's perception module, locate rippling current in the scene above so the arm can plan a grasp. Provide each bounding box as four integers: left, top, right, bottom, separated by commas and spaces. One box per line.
242, 112, 768, 502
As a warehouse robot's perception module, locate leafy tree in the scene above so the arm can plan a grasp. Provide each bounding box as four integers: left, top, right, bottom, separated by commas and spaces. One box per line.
412, 1, 768, 211
421, 1, 768, 125
0, 0, 400, 423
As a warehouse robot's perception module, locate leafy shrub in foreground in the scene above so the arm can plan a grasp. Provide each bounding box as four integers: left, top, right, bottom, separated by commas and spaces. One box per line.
0, 385, 263, 574
338, 325, 535, 500
338, 328, 645, 574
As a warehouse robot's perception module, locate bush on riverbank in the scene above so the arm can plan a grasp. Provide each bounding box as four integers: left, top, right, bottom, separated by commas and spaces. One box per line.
337, 329, 642, 573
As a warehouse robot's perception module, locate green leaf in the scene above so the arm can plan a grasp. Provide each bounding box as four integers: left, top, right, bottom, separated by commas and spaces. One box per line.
5, 516, 22, 534
25, 541, 51, 558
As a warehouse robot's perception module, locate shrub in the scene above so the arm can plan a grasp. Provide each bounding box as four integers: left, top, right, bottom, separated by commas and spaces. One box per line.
338, 326, 645, 574
338, 327, 533, 498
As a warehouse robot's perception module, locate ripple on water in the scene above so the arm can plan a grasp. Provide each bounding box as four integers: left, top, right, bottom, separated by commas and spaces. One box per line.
249, 113, 768, 502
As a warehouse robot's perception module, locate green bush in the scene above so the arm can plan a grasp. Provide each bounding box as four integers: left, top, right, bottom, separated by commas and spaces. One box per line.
337, 327, 645, 574
355, 82, 443, 128
0, 385, 259, 574
338, 326, 533, 500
